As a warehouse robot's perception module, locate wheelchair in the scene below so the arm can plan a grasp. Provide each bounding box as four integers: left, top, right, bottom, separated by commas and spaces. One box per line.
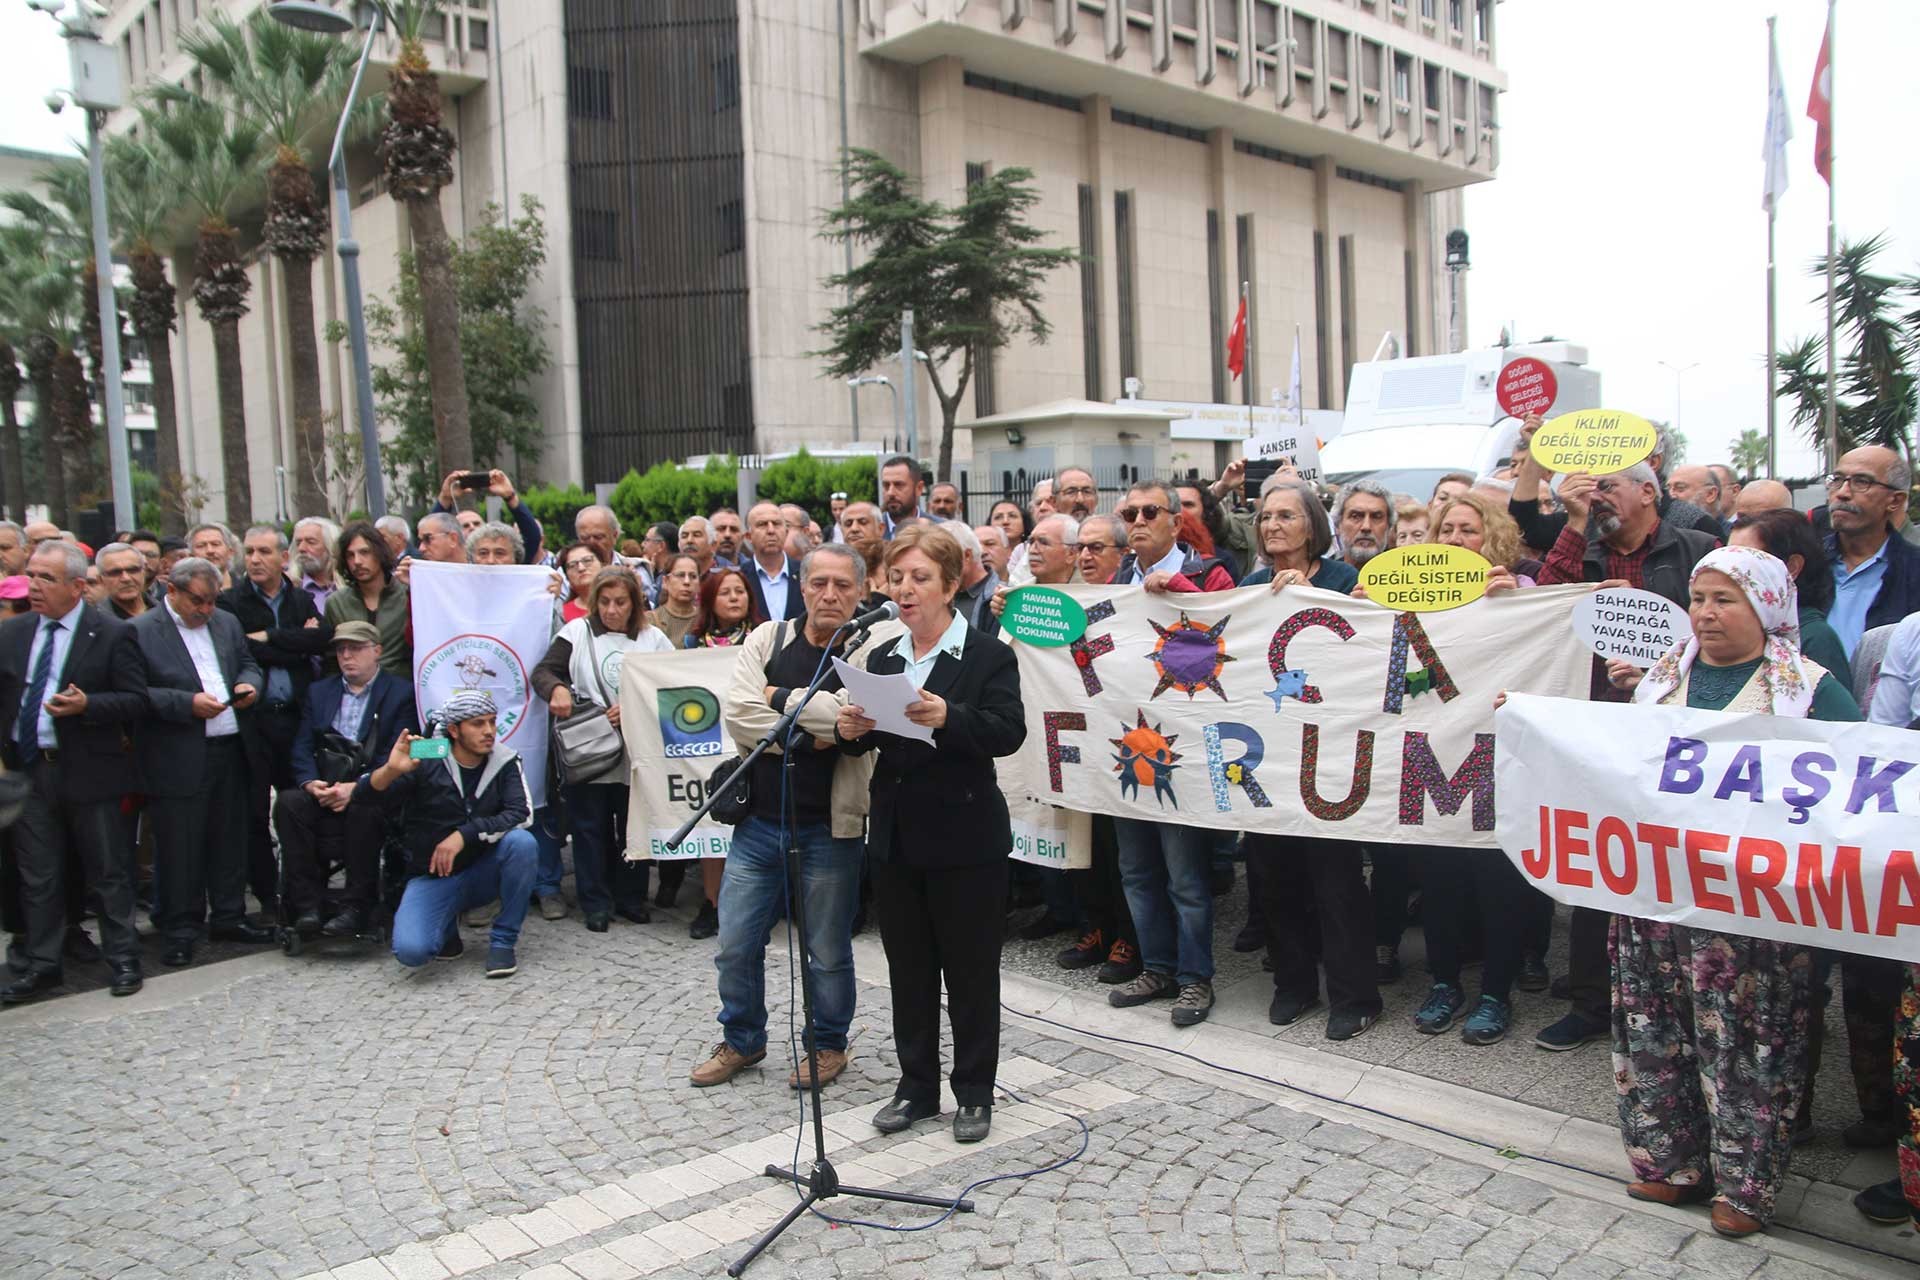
273, 801, 410, 957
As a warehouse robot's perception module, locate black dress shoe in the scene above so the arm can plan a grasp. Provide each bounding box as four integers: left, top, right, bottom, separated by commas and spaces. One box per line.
321, 907, 367, 939
953, 1105, 992, 1143
293, 909, 324, 938
209, 921, 275, 944
63, 928, 102, 964
1231, 922, 1266, 953
162, 944, 193, 968
584, 913, 611, 933
872, 1097, 939, 1134
109, 966, 142, 997
1269, 990, 1322, 1027
0, 970, 63, 1004
614, 904, 652, 925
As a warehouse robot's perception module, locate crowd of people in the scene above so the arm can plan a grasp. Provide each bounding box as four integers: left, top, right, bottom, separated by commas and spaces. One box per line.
3, 436, 1917, 1234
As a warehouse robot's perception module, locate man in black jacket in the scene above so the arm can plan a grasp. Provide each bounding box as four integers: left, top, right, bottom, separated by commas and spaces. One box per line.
276, 622, 417, 938
133, 556, 274, 966
221, 526, 334, 915
0, 543, 149, 1002
1508, 414, 1725, 549
358, 691, 535, 978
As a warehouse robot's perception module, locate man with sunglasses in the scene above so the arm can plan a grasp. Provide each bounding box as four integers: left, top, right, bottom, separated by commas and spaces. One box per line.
1112, 481, 1236, 594
1824, 445, 1920, 661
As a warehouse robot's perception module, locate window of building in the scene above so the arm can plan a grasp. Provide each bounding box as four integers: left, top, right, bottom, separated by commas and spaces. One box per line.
573, 207, 619, 262
1252, 3, 1277, 52
1403, 250, 1418, 357
470, 19, 489, 51
1419, 0, 1436, 20
1449, 0, 1464, 32
422, 14, 446, 43
1327, 26, 1349, 84
1235, 213, 1258, 400
968, 162, 997, 418
1393, 53, 1412, 106
1313, 231, 1329, 405
1292, 13, 1314, 70
713, 51, 739, 112
1474, 0, 1493, 46
1078, 183, 1100, 399
1115, 190, 1139, 385
717, 198, 745, 256
1207, 210, 1225, 402
1338, 235, 1356, 393
1212, 0, 1237, 47
1423, 63, 1440, 115
1170, 0, 1198, 30
568, 64, 614, 121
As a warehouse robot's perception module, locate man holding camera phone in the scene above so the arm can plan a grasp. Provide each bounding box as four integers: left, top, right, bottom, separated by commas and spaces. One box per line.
426, 469, 546, 565
275, 622, 419, 938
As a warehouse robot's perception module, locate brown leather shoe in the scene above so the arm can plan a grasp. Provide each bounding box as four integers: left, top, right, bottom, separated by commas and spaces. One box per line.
788, 1048, 849, 1090
1626, 1181, 1712, 1207
689, 1043, 766, 1087
1710, 1201, 1765, 1237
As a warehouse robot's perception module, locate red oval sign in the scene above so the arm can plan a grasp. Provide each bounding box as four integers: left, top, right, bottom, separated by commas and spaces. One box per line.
1496, 357, 1559, 418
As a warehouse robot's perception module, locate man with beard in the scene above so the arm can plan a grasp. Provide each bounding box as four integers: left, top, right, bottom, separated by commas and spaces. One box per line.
677, 515, 717, 577
1706, 464, 1742, 522
1531, 459, 1719, 1054
1053, 468, 1098, 522
709, 508, 744, 569
1824, 445, 1920, 660
1333, 481, 1396, 571
1509, 416, 1724, 546
95, 543, 151, 621
928, 482, 962, 520
880, 455, 925, 537
325, 524, 411, 677
292, 518, 342, 616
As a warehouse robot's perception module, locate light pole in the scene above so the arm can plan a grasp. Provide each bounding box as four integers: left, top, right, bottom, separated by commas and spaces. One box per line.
846, 376, 897, 449
1657, 360, 1700, 436
268, 1, 387, 518
32, 0, 134, 531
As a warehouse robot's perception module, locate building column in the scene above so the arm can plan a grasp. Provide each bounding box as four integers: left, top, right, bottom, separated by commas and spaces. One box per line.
1402, 178, 1428, 358
1084, 93, 1120, 403
1312, 155, 1344, 410
918, 57, 969, 206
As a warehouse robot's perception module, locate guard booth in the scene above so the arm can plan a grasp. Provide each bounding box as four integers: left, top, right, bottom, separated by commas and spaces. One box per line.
953, 399, 1182, 523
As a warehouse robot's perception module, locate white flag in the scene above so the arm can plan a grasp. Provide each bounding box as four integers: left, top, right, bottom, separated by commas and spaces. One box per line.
1286, 326, 1303, 423
1762, 22, 1792, 211
409, 561, 555, 808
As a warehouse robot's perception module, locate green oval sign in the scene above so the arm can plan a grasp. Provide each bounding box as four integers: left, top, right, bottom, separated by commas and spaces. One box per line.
1001, 585, 1088, 647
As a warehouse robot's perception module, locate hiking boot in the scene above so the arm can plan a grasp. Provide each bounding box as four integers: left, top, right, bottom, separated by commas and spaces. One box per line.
690, 1042, 767, 1088
788, 1048, 850, 1090
1108, 969, 1177, 1007
1055, 928, 1106, 970
539, 893, 568, 922
1412, 983, 1466, 1035
1097, 938, 1142, 985
1460, 995, 1512, 1046
1171, 981, 1215, 1027
1374, 944, 1401, 983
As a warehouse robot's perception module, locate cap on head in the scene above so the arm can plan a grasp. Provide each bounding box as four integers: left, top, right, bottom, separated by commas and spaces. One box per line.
0, 576, 27, 601
439, 690, 497, 726
330, 620, 379, 648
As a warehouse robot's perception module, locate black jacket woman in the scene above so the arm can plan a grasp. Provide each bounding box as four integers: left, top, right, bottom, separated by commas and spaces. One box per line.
836, 524, 1027, 1144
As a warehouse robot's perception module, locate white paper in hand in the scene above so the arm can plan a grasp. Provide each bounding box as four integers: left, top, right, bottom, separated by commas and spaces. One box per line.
831, 656, 936, 744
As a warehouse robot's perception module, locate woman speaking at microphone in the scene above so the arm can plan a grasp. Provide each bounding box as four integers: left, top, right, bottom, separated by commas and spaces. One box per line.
835, 524, 1026, 1144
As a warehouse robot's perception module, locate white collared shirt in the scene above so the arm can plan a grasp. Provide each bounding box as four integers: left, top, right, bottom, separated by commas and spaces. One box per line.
888, 608, 969, 688
167, 599, 239, 737
755, 555, 791, 621
1129, 543, 1187, 585
20, 599, 85, 749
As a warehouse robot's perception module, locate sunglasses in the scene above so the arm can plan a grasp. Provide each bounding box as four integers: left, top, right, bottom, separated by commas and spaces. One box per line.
1117, 505, 1167, 524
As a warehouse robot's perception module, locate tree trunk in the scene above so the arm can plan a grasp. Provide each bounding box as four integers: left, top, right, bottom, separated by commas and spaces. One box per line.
36, 382, 67, 530
210, 319, 252, 522
404, 194, 473, 475
279, 253, 329, 519
146, 325, 186, 535
73, 259, 104, 500
0, 395, 23, 524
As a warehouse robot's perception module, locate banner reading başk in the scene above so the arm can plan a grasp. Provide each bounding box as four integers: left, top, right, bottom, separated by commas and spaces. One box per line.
1009, 582, 1594, 848
409, 562, 553, 808
1495, 693, 1920, 962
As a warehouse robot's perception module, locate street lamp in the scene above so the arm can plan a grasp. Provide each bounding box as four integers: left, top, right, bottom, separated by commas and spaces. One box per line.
30, 0, 134, 532
269, 0, 387, 518
1657, 360, 1700, 436
847, 375, 898, 456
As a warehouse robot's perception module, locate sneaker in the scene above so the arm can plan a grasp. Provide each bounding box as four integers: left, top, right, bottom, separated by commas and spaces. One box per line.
1326, 1008, 1377, 1042
1533, 1011, 1608, 1052
788, 1048, 850, 1090
1231, 921, 1265, 953
436, 932, 464, 962
1268, 990, 1321, 1027
1412, 983, 1466, 1035
688, 902, 719, 940
1517, 952, 1550, 993
1097, 939, 1142, 985
483, 947, 517, 979
690, 1042, 767, 1087
1374, 945, 1401, 983
1171, 981, 1214, 1027
464, 900, 500, 929
1460, 995, 1511, 1046
539, 893, 568, 922
1055, 928, 1106, 970
1108, 969, 1178, 1007
1852, 1177, 1912, 1225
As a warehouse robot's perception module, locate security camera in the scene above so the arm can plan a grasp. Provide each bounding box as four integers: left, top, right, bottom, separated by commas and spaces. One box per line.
43, 92, 66, 114
25, 0, 65, 15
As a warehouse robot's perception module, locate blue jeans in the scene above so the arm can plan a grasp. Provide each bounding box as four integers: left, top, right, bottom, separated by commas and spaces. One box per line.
714, 815, 862, 1056
1113, 817, 1215, 986
392, 829, 539, 966
531, 805, 564, 898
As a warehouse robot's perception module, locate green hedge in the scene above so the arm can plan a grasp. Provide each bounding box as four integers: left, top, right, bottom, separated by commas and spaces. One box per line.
518, 482, 595, 554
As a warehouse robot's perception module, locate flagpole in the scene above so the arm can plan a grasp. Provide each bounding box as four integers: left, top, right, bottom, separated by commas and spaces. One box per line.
1823, 0, 1838, 470
1294, 323, 1304, 428
1241, 280, 1253, 439
1766, 14, 1779, 480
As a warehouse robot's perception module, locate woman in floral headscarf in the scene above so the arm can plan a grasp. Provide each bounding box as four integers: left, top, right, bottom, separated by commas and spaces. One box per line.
1613, 546, 1859, 1238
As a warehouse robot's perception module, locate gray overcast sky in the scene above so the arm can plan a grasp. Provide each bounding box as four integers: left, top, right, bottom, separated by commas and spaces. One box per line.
2, 2, 1914, 480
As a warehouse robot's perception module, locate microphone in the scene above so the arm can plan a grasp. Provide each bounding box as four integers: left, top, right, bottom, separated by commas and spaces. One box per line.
845, 599, 900, 632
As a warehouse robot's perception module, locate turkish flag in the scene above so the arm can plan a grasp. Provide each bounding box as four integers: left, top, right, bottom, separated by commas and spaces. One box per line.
1806, 26, 1831, 184
1226, 296, 1247, 380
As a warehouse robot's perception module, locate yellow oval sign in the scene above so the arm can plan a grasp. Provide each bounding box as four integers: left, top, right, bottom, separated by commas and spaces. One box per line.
1359, 544, 1492, 612
1529, 408, 1659, 475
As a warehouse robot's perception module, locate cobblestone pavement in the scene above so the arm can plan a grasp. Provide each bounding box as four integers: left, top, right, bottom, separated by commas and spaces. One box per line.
0, 899, 1907, 1280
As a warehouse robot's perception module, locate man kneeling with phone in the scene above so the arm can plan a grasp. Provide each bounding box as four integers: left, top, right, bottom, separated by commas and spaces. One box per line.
357, 690, 535, 977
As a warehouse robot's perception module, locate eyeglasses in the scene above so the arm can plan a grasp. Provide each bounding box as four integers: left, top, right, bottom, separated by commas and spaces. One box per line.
1117, 505, 1167, 524
1077, 541, 1116, 555
1028, 536, 1075, 550
1826, 472, 1900, 495
1056, 484, 1097, 498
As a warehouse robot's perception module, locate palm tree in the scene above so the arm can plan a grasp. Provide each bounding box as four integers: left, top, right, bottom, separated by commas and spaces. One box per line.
0, 338, 23, 522
146, 96, 265, 524
379, 0, 473, 474
0, 220, 84, 527
1777, 234, 1918, 459
167, 11, 364, 519
105, 136, 189, 534
2, 171, 104, 501
1729, 428, 1771, 481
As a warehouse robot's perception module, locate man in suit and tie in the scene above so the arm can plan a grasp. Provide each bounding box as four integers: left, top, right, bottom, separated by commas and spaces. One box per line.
131, 556, 273, 966
276, 621, 418, 937
0, 542, 150, 1003
742, 501, 804, 624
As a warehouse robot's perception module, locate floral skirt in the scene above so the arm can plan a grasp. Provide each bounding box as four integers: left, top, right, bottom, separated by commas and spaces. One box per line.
1899, 964, 1920, 1212
1610, 917, 1813, 1223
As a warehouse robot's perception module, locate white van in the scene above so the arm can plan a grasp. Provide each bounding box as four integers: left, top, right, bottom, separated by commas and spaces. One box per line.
1319, 342, 1602, 499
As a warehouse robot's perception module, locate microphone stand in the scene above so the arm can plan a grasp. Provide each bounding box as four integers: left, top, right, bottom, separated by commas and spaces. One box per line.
662, 618, 975, 1277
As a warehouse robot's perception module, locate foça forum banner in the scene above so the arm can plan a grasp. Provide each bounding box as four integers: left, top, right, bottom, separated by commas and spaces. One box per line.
1006, 582, 1594, 848
1495, 694, 1920, 962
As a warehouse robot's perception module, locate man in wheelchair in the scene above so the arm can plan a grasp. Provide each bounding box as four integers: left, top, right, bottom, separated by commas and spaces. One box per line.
275, 621, 418, 938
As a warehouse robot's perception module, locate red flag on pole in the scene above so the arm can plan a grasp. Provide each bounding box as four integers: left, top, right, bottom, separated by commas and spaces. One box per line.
1226, 296, 1247, 380
1806, 25, 1832, 184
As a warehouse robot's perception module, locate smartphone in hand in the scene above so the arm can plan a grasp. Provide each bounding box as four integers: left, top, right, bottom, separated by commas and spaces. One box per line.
457, 471, 491, 491
409, 736, 452, 760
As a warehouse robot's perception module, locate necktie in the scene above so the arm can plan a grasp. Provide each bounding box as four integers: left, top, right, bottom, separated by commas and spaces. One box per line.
16, 619, 61, 765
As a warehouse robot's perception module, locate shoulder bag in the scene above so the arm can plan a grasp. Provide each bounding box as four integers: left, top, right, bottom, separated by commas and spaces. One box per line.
551, 627, 628, 787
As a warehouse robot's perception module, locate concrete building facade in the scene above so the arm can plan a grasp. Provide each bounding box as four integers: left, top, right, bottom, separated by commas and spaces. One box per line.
85, 0, 1503, 523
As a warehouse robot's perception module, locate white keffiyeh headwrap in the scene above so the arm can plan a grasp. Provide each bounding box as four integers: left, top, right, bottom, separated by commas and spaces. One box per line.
1632, 545, 1814, 717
